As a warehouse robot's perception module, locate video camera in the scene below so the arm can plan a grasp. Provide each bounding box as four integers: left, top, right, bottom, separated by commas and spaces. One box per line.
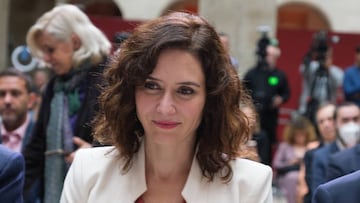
303, 30, 339, 69
302, 30, 339, 123
255, 25, 271, 68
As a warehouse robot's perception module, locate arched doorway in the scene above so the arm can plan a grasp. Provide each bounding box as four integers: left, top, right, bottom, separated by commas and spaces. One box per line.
278, 2, 330, 31
83, 1, 122, 17
161, 0, 198, 15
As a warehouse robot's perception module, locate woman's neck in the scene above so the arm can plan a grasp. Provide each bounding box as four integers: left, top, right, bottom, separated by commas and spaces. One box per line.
144, 140, 195, 180
142, 140, 194, 203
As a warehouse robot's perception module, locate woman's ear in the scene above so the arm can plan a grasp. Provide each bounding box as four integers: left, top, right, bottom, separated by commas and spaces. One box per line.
71, 34, 82, 51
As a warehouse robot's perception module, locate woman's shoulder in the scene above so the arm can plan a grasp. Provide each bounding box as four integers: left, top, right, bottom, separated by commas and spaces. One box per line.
76, 146, 117, 159
74, 146, 120, 168
231, 158, 272, 176
222, 158, 273, 202
69, 146, 126, 186
229, 158, 272, 186
62, 146, 139, 202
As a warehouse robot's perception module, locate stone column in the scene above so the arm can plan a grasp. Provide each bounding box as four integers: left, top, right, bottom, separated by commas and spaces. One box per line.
199, 0, 277, 76
0, 0, 10, 70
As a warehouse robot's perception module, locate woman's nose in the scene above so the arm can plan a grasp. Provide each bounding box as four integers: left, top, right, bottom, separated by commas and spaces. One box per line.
156, 92, 176, 115
42, 53, 51, 63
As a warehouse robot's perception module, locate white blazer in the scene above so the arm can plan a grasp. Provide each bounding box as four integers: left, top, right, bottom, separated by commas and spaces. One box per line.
61, 142, 273, 203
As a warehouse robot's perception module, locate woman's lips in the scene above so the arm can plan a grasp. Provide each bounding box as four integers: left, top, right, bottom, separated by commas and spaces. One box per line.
153, 120, 180, 129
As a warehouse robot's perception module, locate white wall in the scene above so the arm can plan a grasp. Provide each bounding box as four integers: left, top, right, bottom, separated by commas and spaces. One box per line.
116, 0, 360, 33
115, 0, 176, 20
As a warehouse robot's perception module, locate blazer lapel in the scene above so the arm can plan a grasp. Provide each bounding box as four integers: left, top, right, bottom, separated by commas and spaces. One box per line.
21, 119, 35, 152
123, 142, 147, 203
353, 144, 360, 170
124, 142, 210, 203
182, 155, 209, 203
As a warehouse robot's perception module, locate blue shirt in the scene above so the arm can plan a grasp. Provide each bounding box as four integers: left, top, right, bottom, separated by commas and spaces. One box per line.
343, 65, 360, 106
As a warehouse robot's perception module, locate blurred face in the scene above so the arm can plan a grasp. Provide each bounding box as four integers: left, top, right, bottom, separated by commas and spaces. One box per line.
336, 105, 360, 147
135, 49, 206, 146
316, 105, 336, 143
266, 46, 280, 67
0, 76, 31, 131
36, 31, 74, 75
293, 130, 307, 146
336, 105, 360, 128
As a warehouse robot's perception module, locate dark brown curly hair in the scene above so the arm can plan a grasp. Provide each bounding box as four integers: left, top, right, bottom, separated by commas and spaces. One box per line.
93, 12, 250, 182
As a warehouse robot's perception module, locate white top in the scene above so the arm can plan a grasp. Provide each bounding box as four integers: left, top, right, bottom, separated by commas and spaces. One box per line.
60, 142, 273, 203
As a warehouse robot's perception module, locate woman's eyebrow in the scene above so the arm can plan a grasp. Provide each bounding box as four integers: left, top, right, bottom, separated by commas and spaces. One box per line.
177, 81, 201, 87
148, 75, 201, 87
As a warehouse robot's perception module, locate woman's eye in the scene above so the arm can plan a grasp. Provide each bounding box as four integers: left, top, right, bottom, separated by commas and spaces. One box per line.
144, 81, 159, 90
47, 47, 55, 53
178, 87, 194, 95
42, 46, 55, 54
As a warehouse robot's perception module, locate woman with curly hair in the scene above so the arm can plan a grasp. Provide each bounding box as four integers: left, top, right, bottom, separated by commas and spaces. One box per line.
61, 11, 272, 203
273, 115, 317, 203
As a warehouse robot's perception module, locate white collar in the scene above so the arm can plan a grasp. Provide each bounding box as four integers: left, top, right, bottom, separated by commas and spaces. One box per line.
124, 141, 209, 203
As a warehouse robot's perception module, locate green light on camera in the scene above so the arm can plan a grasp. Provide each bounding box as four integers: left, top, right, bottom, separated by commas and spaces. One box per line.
268, 76, 279, 86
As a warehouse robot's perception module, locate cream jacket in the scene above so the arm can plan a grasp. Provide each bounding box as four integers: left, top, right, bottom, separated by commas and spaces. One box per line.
60, 143, 273, 203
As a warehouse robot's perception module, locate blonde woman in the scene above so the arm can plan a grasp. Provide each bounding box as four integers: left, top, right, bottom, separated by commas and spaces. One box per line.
23, 4, 111, 203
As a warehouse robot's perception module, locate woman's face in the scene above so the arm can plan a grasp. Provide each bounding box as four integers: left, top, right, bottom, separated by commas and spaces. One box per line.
293, 130, 307, 146
37, 31, 74, 75
135, 49, 206, 146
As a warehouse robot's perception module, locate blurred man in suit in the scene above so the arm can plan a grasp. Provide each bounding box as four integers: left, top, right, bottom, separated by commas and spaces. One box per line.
311, 102, 360, 192
0, 68, 36, 153
0, 144, 25, 203
298, 102, 337, 203
313, 170, 360, 203
326, 111, 360, 180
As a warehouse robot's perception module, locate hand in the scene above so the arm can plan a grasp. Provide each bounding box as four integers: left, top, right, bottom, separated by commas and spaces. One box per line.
288, 158, 301, 165
64, 137, 92, 163
272, 96, 283, 108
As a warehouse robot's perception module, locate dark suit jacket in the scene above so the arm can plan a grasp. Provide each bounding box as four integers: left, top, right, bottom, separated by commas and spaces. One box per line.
0, 144, 25, 203
302, 143, 324, 203
327, 144, 360, 181
313, 170, 360, 203
311, 142, 339, 193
